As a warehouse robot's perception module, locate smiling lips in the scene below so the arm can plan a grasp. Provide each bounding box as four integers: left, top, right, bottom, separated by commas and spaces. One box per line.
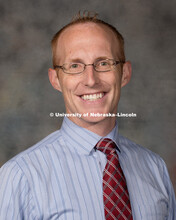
81, 92, 105, 101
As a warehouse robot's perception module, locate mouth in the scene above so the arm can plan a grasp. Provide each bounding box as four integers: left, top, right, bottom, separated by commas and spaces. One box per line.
80, 92, 105, 101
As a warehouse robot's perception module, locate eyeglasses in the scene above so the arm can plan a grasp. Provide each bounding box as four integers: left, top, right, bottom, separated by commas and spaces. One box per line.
54, 59, 124, 74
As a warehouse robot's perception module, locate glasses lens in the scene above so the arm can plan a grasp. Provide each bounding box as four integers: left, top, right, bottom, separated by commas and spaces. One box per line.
95, 59, 114, 72
63, 63, 84, 74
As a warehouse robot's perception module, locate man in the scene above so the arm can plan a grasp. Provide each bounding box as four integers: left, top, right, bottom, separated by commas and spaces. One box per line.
0, 12, 175, 219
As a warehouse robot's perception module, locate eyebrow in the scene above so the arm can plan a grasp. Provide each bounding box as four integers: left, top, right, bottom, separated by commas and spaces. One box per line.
95, 56, 112, 61
68, 58, 84, 63
67, 56, 113, 63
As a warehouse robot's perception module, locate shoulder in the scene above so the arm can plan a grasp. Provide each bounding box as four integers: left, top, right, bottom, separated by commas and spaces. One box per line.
0, 129, 63, 173
118, 134, 166, 171
119, 134, 162, 158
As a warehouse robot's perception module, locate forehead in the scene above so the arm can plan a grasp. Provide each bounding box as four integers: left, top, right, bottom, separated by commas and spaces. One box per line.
58, 22, 118, 45
55, 22, 120, 61
61, 22, 115, 36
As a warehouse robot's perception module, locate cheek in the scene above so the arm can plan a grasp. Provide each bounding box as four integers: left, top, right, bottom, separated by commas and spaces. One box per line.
58, 74, 69, 90
110, 73, 122, 101
60, 76, 77, 97
109, 71, 122, 87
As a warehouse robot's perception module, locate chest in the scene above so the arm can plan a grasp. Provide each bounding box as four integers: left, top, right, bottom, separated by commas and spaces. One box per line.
28, 153, 169, 219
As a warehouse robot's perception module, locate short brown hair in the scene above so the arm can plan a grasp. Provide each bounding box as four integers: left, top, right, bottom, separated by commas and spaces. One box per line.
51, 11, 125, 67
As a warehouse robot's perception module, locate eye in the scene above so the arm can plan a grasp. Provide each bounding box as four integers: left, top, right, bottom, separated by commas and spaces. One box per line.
98, 60, 109, 66
70, 63, 80, 69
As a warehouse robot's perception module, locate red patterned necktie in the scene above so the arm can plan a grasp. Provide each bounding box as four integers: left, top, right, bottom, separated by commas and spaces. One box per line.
96, 138, 133, 220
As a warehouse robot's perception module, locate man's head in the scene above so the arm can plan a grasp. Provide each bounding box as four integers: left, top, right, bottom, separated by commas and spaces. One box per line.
49, 12, 131, 135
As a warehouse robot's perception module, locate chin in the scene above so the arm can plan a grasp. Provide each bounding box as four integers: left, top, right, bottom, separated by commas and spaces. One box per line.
81, 114, 108, 124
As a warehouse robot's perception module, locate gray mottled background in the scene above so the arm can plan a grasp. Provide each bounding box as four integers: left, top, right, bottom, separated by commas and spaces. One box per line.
0, 0, 176, 194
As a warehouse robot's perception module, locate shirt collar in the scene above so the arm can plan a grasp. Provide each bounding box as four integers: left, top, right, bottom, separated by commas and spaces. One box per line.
61, 117, 120, 155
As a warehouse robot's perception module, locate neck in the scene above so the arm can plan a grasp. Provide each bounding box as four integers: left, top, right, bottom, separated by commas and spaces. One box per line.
69, 116, 116, 136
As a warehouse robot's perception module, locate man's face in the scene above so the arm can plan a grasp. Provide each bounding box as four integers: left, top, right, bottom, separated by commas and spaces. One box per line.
49, 23, 131, 129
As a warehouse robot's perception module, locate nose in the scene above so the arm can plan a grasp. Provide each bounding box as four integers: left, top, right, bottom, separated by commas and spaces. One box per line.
83, 64, 99, 87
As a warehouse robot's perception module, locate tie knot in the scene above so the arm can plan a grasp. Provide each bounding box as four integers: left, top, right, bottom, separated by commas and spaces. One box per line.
96, 138, 116, 155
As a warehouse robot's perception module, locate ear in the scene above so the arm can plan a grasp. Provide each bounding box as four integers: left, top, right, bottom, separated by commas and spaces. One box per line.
121, 61, 132, 88
48, 68, 62, 92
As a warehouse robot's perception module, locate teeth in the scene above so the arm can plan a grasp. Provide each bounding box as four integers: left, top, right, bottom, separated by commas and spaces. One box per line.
81, 93, 104, 101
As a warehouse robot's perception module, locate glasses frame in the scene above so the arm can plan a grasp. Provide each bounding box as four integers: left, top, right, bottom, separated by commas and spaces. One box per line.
54, 59, 125, 75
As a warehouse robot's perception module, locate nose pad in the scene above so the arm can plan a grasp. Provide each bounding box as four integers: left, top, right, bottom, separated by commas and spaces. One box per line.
85, 63, 94, 68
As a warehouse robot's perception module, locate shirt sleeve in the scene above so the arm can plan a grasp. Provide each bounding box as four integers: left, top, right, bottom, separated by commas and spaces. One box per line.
161, 160, 176, 220
0, 160, 37, 220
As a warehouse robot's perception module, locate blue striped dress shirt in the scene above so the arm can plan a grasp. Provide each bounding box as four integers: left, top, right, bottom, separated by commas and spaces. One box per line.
0, 117, 175, 219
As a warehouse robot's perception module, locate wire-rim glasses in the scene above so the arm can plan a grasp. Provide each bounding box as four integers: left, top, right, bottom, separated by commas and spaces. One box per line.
54, 59, 124, 74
